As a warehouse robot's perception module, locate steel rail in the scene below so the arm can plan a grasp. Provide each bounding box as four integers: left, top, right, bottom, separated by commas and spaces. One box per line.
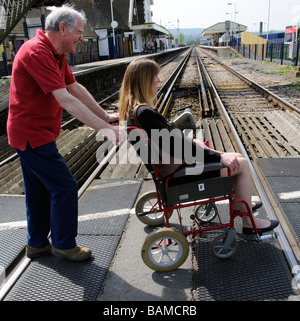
195, 48, 300, 288
195, 47, 210, 116
78, 143, 118, 198
200, 47, 300, 114
224, 64, 300, 114
0, 256, 31, 301
156, 48, 192, 114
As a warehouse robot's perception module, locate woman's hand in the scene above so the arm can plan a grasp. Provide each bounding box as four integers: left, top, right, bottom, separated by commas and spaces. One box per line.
220, 153, 240, 173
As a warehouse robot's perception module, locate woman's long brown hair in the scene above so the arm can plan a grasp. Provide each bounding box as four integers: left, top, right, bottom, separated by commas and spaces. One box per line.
118, 58, 160, 122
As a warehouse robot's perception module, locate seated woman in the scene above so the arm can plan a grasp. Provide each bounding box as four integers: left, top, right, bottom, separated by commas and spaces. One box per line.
119, 58, 278, 235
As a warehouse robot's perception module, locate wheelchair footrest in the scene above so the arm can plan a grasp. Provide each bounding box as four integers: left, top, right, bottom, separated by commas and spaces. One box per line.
257, 230, 276, 243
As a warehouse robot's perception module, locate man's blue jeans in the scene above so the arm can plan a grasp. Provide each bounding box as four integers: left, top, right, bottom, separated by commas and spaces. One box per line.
15, 141, 78, 250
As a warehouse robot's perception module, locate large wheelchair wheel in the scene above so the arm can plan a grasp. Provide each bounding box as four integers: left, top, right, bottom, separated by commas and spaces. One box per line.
211, 231, 238, 259
135, 191, 173, 226
194, 202, 218, 223
141, 227, 189, 272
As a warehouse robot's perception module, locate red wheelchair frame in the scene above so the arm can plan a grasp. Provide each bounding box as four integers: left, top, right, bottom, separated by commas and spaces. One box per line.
127, 126, 259, 272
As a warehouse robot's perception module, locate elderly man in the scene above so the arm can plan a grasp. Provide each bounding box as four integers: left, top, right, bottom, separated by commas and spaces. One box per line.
7, 4, 126, 261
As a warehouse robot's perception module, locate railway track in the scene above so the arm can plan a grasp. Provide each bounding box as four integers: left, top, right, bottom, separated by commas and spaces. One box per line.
1, 47, 299, 300
197, 47, 300, 159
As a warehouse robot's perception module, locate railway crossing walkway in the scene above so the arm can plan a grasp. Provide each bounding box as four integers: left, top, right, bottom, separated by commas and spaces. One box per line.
0, 51, 299, 302
1, 158, 300, 301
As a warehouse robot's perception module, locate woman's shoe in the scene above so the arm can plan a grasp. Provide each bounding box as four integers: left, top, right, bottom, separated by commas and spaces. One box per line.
252, 201, 263, 211
243, 220, 279, 235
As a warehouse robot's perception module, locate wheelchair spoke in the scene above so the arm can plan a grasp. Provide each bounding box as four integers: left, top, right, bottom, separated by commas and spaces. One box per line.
157, 253, 164, 263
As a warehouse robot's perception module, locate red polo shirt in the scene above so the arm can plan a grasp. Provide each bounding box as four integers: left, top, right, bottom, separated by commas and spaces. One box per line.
7, 29, 76, 151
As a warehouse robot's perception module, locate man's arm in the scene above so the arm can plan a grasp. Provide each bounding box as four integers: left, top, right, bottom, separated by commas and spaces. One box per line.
66, 81, 119, 123
51, 88, 126, 144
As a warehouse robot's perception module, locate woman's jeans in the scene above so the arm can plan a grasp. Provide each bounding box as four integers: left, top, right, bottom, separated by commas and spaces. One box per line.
15, 141, 78, 250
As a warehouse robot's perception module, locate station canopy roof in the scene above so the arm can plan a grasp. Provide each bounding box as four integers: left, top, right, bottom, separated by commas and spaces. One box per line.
202, 21, 247, 36
32, 0, 65, 8
130, 23, 169, 36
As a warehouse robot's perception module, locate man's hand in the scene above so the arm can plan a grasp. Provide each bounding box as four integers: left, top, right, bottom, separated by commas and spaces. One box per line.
107, 112, 119, 125
99, 126, 127, 145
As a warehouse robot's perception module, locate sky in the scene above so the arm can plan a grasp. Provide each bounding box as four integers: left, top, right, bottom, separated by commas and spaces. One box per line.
151, 0, 300, 32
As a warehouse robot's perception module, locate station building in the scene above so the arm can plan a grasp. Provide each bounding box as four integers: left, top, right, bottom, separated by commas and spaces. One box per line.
1, 0, 169, 75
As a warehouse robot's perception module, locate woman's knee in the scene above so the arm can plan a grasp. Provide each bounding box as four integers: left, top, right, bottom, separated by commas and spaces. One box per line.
229, 156, 249, 177
237, 156, 249, 172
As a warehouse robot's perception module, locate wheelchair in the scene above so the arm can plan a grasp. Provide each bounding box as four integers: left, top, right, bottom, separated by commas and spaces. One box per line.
126, 110, 266, 272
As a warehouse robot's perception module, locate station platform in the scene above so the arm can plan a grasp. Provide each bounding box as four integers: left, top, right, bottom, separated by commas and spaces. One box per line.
0, 48, 180, 113
0, 158, 299, 301
0, 56, 136, 113
69, 47, 180, 77
69, 56, 138, 77
199, 45, 231, 59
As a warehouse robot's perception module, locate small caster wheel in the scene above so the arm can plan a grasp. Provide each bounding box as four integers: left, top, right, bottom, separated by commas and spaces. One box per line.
211, 230, 238, 259
195, 203, 218, 223
135, 191, 173, 226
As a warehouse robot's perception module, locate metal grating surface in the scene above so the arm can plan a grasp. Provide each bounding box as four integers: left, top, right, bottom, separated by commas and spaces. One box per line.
196, 233, 295, 301
196, 203, 295, 301
78, 214, 129, 236
0, 195, 27, 278
256, 157, 300, 246
78, 179, 142, 235
0, 229, 27, 270
4, 235, 119, 301
79, 179, 142, 214
256, 157, 300, 177
279, 203, 300, 245
0, 195, 26, 223
3, 178, 142, 301
265, 177, 300, 202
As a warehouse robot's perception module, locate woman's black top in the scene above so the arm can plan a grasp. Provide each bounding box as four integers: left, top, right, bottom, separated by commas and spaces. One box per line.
128, 105, 221, 165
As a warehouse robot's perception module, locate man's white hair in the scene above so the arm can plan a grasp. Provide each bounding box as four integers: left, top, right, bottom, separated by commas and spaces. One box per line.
45, 4, 86, 32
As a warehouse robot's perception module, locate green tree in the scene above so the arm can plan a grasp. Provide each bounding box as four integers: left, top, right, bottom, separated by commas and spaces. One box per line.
178, 32, 185, 45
